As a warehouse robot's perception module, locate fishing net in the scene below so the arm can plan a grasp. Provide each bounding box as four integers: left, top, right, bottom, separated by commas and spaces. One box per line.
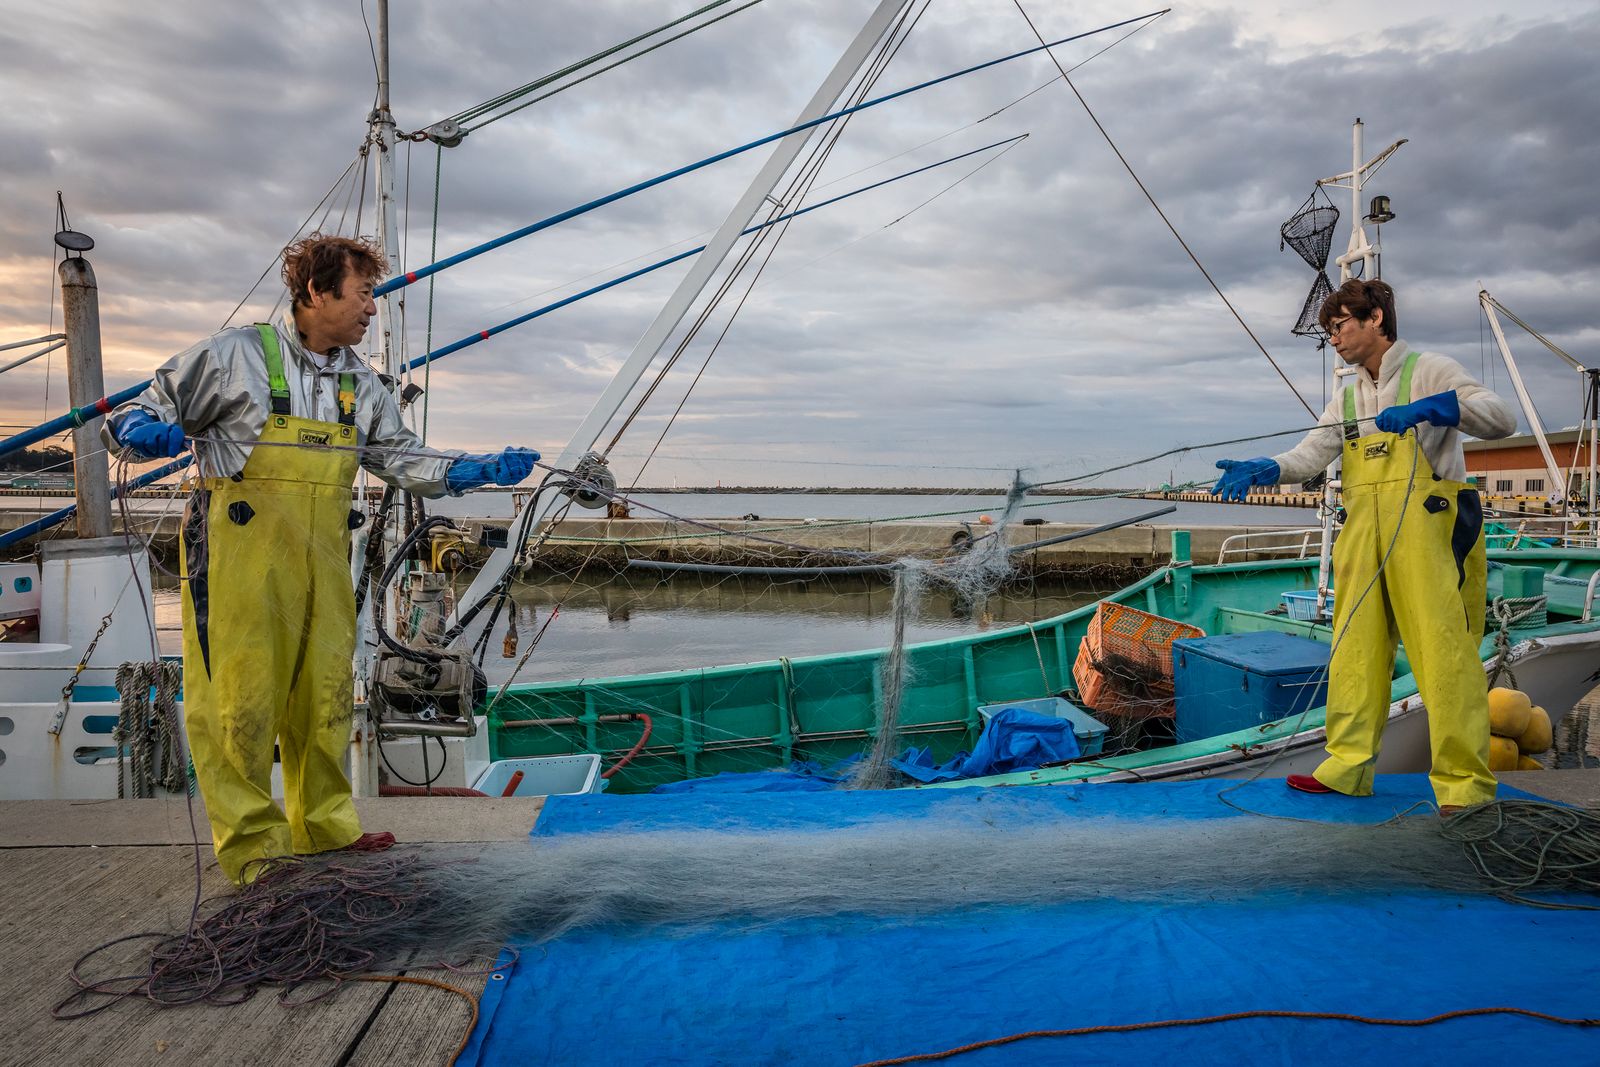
1279, 203, 1339, 271
1291, 270, 1336, 340
1280, 196, 1340, 341
54, 799, 1600, 1016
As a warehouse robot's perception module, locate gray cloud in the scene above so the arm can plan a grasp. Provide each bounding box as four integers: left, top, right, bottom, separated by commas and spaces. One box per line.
1, 0, 1596, 489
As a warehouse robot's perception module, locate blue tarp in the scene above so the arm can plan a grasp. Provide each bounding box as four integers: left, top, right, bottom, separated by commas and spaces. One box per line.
462, 776, 1600, 1066
652, 708, 1080, 792
893, 706, 1080, 781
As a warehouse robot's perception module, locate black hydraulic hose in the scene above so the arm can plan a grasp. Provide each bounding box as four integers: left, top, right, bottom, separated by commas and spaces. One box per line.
354, 484, 399, 618
443, 478, 555, 644
374, 516, 457, 664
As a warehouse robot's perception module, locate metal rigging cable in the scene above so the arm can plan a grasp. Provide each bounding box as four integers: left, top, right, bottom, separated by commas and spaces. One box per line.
1008, 0, 1316, 418
435, 0, 766, 137
599, 0, 936, 463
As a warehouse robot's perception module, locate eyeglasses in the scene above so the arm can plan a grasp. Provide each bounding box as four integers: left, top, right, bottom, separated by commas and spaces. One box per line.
1326, 315, 1358, 337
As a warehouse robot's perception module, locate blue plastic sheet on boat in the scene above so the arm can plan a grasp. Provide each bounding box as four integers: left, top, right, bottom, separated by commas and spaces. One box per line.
892, 706, 1080, 782
462, 776, 1600, 1067
650, 760, 846, 793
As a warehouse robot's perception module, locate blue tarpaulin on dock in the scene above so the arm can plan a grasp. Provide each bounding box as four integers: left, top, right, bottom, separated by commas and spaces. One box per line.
461, 776, 1600, 1066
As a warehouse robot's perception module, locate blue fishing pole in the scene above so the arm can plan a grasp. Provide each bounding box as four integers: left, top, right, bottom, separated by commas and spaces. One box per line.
375, 8, 1166, 297
0, 385, 148, 464
0, 455, 193, 552
406, 133, 1028, 373
0, 8, 1161, 458
0, 137, 1026, 548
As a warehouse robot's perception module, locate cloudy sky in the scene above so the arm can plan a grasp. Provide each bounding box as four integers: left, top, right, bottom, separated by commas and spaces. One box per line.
1, 0, 1596, 490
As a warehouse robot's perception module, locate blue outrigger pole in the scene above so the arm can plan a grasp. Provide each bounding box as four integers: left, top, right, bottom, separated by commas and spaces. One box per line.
0, 134, 1024, 546
372, 9, 1164, 299
406, 132, 1027, 372
0, 9, 1160, 462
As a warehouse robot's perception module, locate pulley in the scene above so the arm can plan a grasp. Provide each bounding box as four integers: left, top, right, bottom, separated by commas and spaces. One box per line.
422, 119, 467, 148
561, 452, 616, 510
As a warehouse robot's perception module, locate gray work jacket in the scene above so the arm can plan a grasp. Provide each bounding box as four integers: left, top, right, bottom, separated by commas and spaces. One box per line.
103, 303, 458, 496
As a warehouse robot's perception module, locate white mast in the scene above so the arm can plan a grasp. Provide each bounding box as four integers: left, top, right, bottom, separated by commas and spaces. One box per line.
371, 0, 403, 379
350, 0, 404, 797
453, 0, 916, 627
1306, 119, 1406, 618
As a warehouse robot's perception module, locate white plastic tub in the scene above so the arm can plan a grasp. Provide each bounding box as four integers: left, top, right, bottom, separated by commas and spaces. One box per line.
473, 754, 604, 797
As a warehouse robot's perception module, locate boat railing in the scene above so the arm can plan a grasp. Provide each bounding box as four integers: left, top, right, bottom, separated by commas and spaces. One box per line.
1215, 527, 1326, 565
1485, 515, 1600, 551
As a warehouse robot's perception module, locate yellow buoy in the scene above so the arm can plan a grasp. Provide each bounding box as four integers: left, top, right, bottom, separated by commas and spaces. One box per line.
1517, 706, 1553, 755
1488, 735, 1521, 773
1516, 754, 1544, 771
1487, 687, 1533, 738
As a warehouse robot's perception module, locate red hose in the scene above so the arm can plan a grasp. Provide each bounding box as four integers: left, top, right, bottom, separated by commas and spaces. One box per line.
379, 784, 490, 798
602, 713, 653, 780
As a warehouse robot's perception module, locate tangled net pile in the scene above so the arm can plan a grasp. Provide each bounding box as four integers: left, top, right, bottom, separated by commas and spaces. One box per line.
56, 799, 1600, 1017
1440, 799, 1600, 906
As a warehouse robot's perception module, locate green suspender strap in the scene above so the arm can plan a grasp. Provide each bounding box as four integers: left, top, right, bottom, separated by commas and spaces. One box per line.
1342, 351, 1420, 435
256, 323, 293, 416
254, 323, 358, 425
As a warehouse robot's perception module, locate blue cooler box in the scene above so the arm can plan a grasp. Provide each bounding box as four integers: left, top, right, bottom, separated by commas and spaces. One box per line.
1171, 632, 1331, 744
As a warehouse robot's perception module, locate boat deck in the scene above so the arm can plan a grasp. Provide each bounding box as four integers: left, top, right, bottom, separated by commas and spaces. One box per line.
6, 775, 1600, 1066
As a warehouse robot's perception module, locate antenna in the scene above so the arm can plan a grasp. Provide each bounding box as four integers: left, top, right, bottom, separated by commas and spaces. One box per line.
53, 192, 94, 256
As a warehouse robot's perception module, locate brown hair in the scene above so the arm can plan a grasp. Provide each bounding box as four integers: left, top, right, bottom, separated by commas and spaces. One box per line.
282, 233, 387, 308
1318, 278, 1398, 341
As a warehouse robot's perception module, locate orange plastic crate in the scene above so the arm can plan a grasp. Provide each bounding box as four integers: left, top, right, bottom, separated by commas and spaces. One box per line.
1072, 602, 1204, 720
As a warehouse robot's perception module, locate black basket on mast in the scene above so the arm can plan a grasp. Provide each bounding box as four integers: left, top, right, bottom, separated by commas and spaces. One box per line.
1280, 195, 1339, 342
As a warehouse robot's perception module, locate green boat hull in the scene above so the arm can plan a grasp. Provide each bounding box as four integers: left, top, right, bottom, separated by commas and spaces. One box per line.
487, 536, 1600, 793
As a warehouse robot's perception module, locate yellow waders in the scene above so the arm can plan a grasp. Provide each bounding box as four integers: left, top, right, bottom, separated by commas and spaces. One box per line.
1314, 353, 1495, 808
181, 324, 365, 883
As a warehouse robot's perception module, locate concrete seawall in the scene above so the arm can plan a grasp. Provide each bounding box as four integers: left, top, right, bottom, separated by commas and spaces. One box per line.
3, 508, 1318, 575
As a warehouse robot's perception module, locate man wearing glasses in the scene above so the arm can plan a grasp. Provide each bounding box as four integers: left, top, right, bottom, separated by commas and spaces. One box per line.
1212, 278, 1516, 813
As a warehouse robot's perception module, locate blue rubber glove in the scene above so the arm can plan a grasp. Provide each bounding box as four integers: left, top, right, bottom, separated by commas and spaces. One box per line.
445, 447, 540, 494
1211, 457, 1280, 502
1374, 390, 1460, 434
112, 410, 185, 459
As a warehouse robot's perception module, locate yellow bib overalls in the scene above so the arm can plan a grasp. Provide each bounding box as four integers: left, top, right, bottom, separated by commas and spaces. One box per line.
1315, 352, 1496, 808
180, 324, 365, 883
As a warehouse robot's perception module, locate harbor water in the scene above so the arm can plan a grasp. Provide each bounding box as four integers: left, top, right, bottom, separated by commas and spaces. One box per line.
131, 491, 1311, 686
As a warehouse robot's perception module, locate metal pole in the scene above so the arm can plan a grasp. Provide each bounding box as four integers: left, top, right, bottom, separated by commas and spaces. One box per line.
1315, 119, 1366, 619
1580, 367, 1593, 518
452, 0, 916, 628
372, 0, 402, 380
58, 257, 113, 539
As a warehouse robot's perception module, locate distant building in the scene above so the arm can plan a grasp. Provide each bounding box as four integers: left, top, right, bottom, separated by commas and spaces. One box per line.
1464, 429, 1595, 513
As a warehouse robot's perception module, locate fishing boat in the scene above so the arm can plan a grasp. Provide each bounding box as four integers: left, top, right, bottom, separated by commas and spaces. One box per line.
485, 535, 1600, 791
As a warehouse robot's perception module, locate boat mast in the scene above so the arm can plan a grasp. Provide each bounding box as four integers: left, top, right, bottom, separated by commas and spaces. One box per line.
371, 0, 402, 380
1310, 119, 1406, 617
351, 0, 404, 798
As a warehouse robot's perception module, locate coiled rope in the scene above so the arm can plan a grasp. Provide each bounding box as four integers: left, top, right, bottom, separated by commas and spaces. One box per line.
113, 661, 186, 799
1486, 594, 1551, 690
